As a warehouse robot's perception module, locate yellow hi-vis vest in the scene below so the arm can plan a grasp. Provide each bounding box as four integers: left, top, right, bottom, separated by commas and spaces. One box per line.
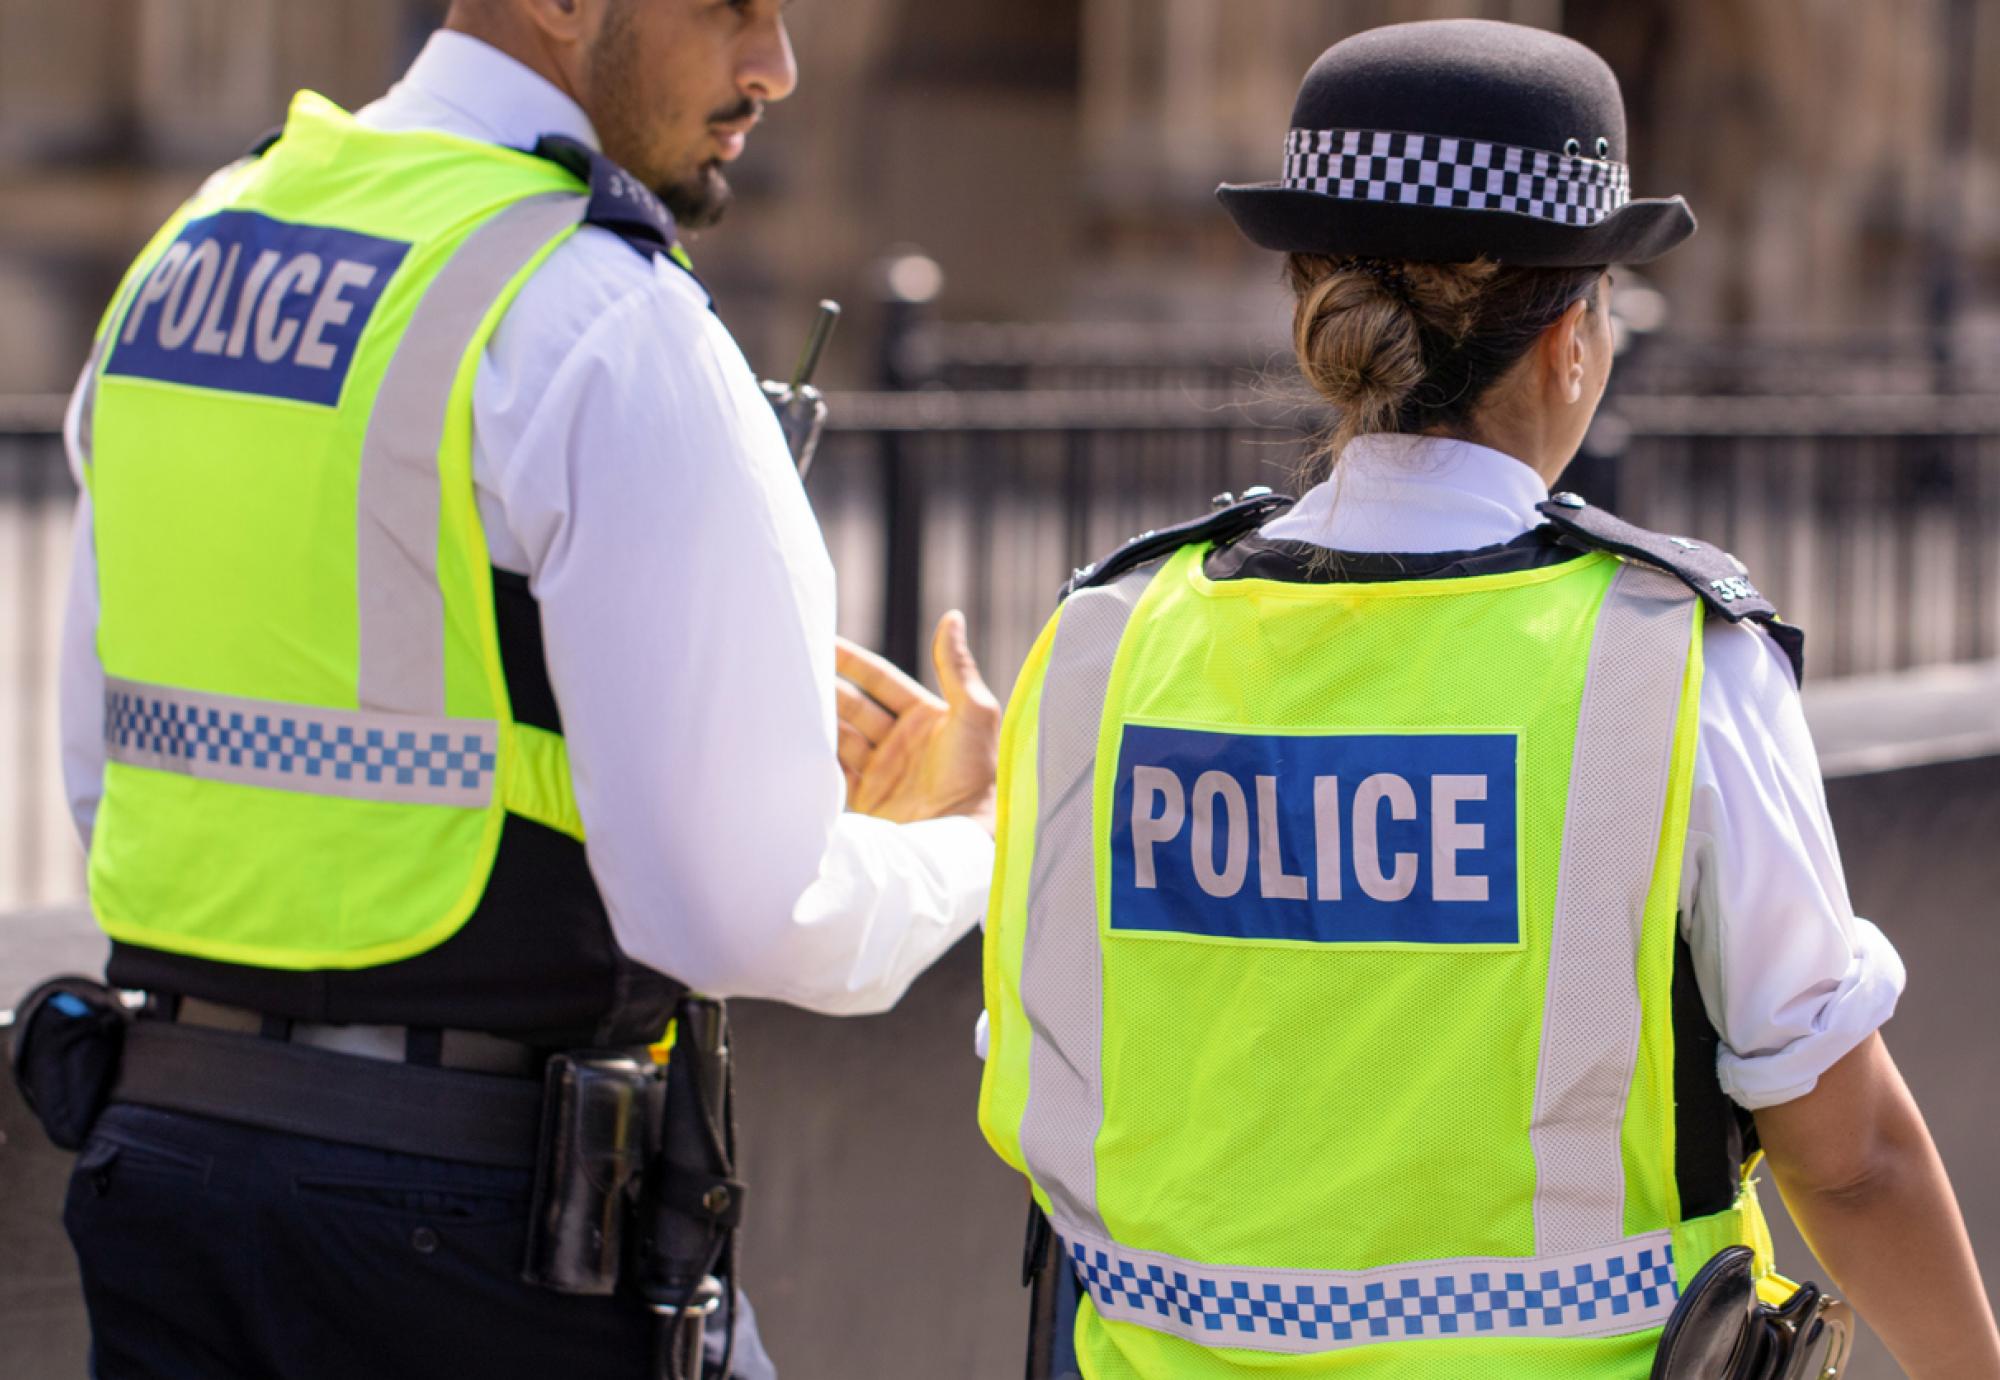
80, 92, 676, 973
978, 515, 1781, 1378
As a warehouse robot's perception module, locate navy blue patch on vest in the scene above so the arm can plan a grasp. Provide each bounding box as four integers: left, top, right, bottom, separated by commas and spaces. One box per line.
1109, 725, 1521, 944
104, 210, 410, 406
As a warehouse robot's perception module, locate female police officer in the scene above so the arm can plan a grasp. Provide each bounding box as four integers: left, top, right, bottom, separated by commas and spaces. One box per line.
970, 20, 2000, 1379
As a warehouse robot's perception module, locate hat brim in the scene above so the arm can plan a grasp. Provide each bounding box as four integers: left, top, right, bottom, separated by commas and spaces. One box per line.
1215, 184, 1696, 266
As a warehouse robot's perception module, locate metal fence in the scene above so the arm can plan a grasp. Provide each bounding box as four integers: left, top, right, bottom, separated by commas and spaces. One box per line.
5, 386, 2000, 911
895, 318, 2000, 397
813, 386, 2000, 684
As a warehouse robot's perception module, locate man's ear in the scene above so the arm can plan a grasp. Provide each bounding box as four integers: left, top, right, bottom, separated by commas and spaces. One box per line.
523, 0, 589, 45
1540, 297, 1592, 406
450, 0, 591, 45
504, 0, 588, 47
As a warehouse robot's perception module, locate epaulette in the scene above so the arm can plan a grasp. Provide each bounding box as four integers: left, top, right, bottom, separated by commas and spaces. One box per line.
1061, 489, 1294, 600
1536, 492, 1806, 683
533, 135, 701, 282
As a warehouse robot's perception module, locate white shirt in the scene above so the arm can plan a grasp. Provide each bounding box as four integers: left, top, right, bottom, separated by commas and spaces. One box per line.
1259, 433, 1904, 1109
58, 31, 992, 1017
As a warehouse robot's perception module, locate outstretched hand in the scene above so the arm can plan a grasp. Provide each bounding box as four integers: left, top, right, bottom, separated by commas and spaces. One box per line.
835, 611, 1000, 835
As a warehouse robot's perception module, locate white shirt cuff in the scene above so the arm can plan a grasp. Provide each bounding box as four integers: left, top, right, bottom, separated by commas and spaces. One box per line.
892, 814, 996, 928
1718, 916, 1907, 1110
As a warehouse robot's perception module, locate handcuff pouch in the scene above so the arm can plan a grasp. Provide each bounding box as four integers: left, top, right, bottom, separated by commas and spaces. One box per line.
1652, 1246, 1851, 1380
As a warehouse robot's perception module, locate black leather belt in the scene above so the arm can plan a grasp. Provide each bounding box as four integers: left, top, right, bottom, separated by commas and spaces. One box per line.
167, 996, 543, 1076
111, 1018, 546, 1169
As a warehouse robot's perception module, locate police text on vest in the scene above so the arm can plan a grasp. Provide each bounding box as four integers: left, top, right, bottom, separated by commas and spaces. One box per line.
1110, 726, 1521, 944
104, 210, 410, 407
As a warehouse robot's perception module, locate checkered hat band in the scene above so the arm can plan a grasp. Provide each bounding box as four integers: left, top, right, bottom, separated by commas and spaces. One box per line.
1281, 128, 1633, 227
104, 677, 499, 809
1065, 1224, 1679, 1354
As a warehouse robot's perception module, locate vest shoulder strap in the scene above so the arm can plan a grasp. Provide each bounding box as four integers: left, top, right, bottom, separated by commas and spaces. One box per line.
1536, 494, 1806, 682
1062, 490, 1295, 600
532, 135, 701, 275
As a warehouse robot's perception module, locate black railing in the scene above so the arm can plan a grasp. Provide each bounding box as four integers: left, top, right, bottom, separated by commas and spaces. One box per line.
896, 320, 2000, 397
4, 386, 2000, 911
812, 387, 2000, 687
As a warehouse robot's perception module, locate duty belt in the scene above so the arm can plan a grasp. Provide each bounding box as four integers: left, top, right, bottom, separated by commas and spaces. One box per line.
111, 1012, 548, 1169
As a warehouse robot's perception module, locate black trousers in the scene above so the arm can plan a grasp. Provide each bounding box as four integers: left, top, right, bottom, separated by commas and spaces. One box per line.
64, 1104, 776, 1380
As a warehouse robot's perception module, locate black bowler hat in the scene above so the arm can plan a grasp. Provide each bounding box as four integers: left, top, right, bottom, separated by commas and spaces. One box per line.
1218, 19, 1694, 266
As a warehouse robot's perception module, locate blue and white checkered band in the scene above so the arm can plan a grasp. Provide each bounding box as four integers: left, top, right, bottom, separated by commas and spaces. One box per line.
104, 678, 499, 809
1064, 1226, 1679, 1353
1282, 128, 1632, 227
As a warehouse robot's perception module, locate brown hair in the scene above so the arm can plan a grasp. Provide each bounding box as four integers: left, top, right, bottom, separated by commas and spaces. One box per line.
1285, 254, 1605, 483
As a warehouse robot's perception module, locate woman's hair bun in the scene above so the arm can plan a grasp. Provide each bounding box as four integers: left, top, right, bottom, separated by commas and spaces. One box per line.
1283, 254, 1594, 482
1287, 258, 1430, 435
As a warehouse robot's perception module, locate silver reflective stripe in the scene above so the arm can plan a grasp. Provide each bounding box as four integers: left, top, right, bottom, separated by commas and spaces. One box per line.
355, 192, 586, 716
77, 273, 142, 471
1065, 1221, 1677, 1353
105, 676, 497, 808
77, 334, 109, 471
1019, 563, 1159, 1239
1533, 563, 1697, 1255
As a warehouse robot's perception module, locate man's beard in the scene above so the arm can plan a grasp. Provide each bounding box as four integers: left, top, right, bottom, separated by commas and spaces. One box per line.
660, 162, 732, 231
661, 93, 759, 231
584, 5, 745, 235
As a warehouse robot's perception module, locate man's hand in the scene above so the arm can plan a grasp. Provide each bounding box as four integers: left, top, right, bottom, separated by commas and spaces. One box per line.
835, 611, 1000, 835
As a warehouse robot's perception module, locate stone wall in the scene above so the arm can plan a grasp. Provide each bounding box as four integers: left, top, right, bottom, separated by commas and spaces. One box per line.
4, 0, 1999, 390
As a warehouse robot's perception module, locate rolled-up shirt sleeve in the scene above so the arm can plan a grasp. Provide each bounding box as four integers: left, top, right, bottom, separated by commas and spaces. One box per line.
478, 253, 989, 1017
1681, 619, 1906, 1110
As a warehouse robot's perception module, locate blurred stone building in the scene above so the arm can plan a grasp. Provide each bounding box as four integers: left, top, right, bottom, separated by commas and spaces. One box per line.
1, 0, 1998, 389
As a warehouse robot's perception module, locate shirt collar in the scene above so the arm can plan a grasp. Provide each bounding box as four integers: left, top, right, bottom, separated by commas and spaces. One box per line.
370, 30, 599, 152
1260, 433, 1553, 554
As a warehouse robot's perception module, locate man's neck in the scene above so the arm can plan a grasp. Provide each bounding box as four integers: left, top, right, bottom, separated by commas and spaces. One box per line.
443, 9, 587, 116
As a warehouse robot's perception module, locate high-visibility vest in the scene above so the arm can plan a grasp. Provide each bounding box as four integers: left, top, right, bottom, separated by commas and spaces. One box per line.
80, 91, 680, 995
979, 512, 1781, 1377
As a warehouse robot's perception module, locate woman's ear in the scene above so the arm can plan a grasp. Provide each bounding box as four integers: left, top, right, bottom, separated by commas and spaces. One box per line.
1541, 297, 1592, 406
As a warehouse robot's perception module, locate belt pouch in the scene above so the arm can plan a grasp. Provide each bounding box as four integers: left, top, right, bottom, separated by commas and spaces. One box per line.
1652, 1246, 1851, 1380
635, 999, 745, 1318
521, 1050, 655, 1295
8, 976, 130, 1151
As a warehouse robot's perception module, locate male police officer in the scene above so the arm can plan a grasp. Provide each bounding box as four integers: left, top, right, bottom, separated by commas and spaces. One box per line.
55, 2, 999, 1376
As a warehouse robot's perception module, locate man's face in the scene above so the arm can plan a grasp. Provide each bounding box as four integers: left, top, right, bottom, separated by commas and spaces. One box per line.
580, 0, 796, 229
